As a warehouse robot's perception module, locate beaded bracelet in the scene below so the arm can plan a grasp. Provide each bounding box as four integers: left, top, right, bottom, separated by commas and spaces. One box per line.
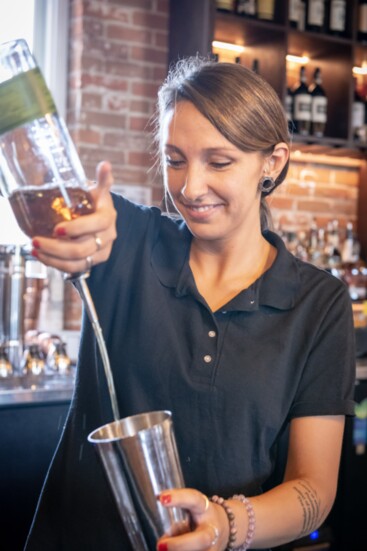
232, 494, 256, 551
210, 495, 237, 549
210, 494, 256, 551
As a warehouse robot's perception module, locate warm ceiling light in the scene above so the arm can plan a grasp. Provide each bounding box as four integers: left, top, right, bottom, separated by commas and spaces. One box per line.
286, 54, 310, 64
212, 41, 245, 53
353, 65, 367, 75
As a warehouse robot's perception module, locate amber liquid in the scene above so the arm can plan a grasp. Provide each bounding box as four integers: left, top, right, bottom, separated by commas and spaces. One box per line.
9, 185, 95, 238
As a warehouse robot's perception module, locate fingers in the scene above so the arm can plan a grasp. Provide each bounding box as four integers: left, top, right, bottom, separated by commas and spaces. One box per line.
156, 489, 228, 551
30, 161, 118, 272
157, 523, 219, 551
159, 489, 211, 517
31, 226, 114, 273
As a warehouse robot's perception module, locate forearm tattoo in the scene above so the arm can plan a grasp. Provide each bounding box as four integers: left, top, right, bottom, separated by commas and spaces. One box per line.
293, 480, 323, 537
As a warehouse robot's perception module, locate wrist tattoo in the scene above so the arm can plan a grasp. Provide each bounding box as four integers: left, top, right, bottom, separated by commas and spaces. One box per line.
293, 480, 322, 537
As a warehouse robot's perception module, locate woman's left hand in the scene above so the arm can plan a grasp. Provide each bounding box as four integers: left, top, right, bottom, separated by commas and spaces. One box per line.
156, 488, 228, 551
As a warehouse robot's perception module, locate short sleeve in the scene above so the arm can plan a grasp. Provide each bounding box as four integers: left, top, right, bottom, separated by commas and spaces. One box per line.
290, 283, 356, 418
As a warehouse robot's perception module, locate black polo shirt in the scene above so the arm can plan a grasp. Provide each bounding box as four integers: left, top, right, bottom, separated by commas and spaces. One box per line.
26, 195, 356, 551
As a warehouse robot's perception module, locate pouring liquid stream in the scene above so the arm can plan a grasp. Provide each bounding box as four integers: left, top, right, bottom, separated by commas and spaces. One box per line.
71, 274, 120, 422
7, 182, 121, 423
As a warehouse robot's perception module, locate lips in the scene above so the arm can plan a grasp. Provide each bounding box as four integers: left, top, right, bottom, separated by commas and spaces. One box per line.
180, 201, 224, 221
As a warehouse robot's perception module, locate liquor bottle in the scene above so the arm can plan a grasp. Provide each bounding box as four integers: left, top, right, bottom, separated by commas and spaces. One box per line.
307, 219, 319, 264
236, 0, 257, 17
0, 39, 95, 238
358, 0, 367, 42
298, 0, 306, 30
292, 66, 312, 135
352, 78, 366, 141
306, 0, 326, 32
257, 0, 275, 20
289, 0, 299, 28
285, 86, 294, 126
328, 0, 346, 36
252, 58, 260, 74
215, 0, 235, 12
309, 67, 327, 137
325, 219, 342, 269
341, 222, 360, 265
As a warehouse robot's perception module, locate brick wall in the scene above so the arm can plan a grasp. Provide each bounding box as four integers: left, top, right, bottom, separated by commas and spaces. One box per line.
271, 152, 362, 233
64, 0, 169, 329
63, 0, 364, 330
68, 0, 169, 201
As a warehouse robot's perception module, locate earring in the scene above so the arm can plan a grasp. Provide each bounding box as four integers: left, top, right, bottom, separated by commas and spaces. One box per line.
258, 175, 276, 195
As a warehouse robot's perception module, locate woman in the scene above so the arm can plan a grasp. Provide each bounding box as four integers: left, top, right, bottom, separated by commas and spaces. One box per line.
26, 58, 355, 551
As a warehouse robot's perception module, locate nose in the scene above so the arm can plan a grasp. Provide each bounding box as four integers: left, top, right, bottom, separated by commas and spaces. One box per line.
180, 166, 208, 202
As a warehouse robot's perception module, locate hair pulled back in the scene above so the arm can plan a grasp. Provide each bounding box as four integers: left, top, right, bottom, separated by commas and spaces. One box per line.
156, 57, 291, 227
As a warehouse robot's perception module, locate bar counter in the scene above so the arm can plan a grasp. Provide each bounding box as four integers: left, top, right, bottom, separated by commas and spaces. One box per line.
1, 361, 366, 550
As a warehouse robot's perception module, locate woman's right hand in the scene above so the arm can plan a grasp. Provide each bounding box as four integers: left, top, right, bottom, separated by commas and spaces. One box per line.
31, 161, 117, 274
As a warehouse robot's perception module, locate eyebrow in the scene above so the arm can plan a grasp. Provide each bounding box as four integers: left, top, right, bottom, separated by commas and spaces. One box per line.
164, 144, 236, 154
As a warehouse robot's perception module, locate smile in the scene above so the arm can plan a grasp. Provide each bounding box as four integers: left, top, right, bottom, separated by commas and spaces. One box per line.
180, 202, 223, 221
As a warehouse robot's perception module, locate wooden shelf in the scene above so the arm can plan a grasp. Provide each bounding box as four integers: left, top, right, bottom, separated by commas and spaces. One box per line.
169, 0, 367, 153
168, 0, 367, 256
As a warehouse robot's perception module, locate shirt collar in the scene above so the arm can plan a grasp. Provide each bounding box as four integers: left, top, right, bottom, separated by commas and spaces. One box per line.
151, 218, 301, 312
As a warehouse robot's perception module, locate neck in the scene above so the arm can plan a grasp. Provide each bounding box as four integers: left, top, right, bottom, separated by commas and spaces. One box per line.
190, 232, 273, 283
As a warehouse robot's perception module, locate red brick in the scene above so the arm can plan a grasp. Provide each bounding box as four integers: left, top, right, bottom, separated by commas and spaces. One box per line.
81, 73, 129, 91
130, 99, 152, 114
107, 24, 153, 44
129, 115, 151, 131
267, 196, 294, 210
113, 167, 151, 185
128, 151, 154, 167
82, 111, 127, 129
131, 45, 167, 64
132, 11, 168, 31
81, 92, 102, 110
157, 0, 170, 14
132, 81, 160, 98
77, 129, 101, 145
155, 31, 169, 48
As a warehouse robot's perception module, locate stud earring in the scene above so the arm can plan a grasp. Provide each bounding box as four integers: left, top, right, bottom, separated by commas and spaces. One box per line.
258, 175, 276, 195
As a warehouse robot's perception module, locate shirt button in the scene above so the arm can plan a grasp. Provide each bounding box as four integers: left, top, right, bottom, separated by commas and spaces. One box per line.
208, 330, 216, 338
203, 355, 212, 363
221, 310, 227, 314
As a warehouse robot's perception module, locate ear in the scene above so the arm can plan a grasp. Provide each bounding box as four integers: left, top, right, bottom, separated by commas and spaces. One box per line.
264, 143, 289, 179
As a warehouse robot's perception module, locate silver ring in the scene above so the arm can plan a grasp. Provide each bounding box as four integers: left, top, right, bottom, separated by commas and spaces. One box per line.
203, 494, 210, 513
208, 523, 219, 547
94, 234, 102, 252
85, 255, 93, 272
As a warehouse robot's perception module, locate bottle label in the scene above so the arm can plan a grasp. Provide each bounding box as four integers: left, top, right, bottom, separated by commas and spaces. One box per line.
352, 102, 365, 129
312, 96, 327, 123
289, 0, 299, 22
294, 94, 312, 121
298, 0, 306, 30
308, 0, 324, 26
0, 68, 56, 135
237, 0, 256, 15
257, 0, 275, 20
216, 0, 234, 10
330, 1, 346, 32
360, 5, 367, 33
285, 95, 293, 120
330, 0, 346, 32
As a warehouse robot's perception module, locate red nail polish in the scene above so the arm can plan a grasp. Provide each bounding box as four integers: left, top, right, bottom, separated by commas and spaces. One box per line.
55, 227, 66, 236
160, 494, 171, 505
32, 239, 40, 249
31, 249, 39, 258
158, 543, 168, 551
